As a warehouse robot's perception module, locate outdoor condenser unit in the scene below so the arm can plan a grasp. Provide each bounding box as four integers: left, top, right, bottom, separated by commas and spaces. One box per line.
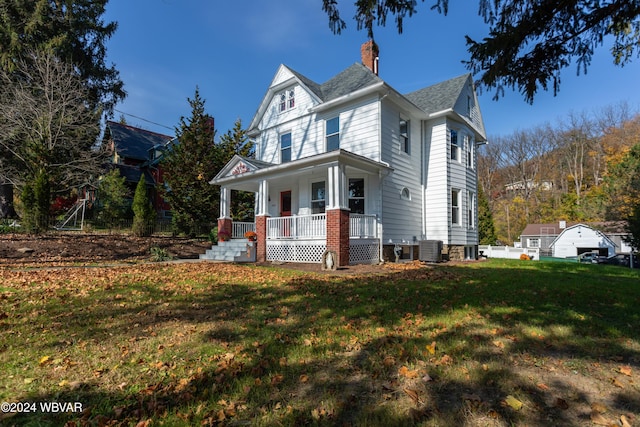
419, 240, 443, 262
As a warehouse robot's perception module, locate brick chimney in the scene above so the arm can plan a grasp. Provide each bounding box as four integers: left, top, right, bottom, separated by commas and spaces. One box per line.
361, 40, 379, 75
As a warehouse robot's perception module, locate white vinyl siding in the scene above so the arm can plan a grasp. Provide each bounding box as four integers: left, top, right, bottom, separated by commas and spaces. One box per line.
380, 100, 422, 242
424, 120, 450, 243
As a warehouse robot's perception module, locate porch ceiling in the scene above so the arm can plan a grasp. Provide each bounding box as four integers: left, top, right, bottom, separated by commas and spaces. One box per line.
211, 149, 392, 191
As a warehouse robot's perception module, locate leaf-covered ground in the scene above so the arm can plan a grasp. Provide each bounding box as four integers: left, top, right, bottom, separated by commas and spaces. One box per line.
0, 233, 213, 266
0, 257, 639, 426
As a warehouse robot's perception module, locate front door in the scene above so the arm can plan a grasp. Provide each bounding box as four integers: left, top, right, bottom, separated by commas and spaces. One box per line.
280, 191, 292, 216
280, 191, 292, 237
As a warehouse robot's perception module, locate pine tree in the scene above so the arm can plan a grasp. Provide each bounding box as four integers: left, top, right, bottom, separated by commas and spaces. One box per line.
160, 88, 220, 237
219, 119, 255, 220
97, 168, 128, 227
478, 184, 497, 245
132, 176, 154, 237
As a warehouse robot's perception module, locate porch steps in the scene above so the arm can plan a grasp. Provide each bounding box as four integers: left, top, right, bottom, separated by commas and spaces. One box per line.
199, 239, 256, 262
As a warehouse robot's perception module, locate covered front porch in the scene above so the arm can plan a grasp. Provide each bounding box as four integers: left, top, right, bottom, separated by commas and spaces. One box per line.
229, 213, 380, 264
211, 150, 392, 266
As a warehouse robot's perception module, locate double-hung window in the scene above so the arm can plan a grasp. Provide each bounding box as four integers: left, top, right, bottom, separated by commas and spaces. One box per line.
348, 178, 365, 214
451, 189, 460, 225
400, 119, 410, 154
450, 129, 459, 161
466, 135, 474, 168
326, 117, 340, 151
280, 132, 291, 163
311, 181, 326, 214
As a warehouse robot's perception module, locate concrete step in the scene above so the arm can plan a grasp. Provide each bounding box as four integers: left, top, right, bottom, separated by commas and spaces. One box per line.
199, 239, 256, 262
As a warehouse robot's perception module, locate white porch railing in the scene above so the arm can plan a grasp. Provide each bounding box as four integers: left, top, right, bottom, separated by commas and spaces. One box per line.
267, 214, 326, 239
349, 214, 377, 238
265, 213, 379, 240
232, 221, 255, 239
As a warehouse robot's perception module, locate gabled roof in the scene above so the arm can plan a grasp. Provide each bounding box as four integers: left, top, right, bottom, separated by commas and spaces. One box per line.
106, 121, 174, 162
521, 221, 629, 237
404, 74, 470, 116
249, 62, 484, 140
549, 223, 617, 248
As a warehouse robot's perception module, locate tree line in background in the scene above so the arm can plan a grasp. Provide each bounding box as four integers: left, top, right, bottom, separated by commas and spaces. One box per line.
477, 102, 640, 247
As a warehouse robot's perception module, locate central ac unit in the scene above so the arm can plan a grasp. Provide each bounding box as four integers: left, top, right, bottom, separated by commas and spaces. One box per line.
419, 240, 443, 262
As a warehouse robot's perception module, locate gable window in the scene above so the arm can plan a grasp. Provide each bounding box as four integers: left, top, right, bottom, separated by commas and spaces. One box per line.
450, 129, 459, 161
311, 181, 326, 214
400, 119, 410, 154
280, 132, 291, 163
348, 178, 365, 214
278, 88, 295, 112
451, 189, 460, 225
326, 117, 340, 151
467, 191, 475, 228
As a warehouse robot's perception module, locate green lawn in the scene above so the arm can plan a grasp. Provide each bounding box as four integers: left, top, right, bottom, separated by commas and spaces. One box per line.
1, 259, 638, 426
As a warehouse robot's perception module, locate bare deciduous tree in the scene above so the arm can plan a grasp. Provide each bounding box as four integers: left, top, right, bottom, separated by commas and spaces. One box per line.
0, 51, 105, 201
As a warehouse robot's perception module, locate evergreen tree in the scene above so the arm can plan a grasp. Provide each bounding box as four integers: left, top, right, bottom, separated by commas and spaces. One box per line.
0, 0, 125, 112
322, 0, 640, 103
478, 184, 497, 245
161, 88, 220, 237
218, 119, 255, 220
132, 176, 154, 237
97, 168, 128, 227
21, 169, 51, 234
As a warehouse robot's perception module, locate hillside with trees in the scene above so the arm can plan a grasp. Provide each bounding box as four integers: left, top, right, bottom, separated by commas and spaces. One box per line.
478, 103, 640, 246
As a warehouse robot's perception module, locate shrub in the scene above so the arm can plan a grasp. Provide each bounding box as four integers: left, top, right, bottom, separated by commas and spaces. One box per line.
150, 246, 172, 262
520, 253, 531, 261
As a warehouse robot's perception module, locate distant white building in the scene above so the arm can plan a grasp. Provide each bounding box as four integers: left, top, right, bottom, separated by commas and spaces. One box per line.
549, 223, 616, 258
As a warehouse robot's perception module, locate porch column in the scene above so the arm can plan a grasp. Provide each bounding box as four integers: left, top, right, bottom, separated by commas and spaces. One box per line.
326, 164, 349, 266
255, 180, 269, 262
218, 186, 232, 241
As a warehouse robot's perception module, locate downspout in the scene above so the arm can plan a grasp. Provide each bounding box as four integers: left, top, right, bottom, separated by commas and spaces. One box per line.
377, 92, 389, 263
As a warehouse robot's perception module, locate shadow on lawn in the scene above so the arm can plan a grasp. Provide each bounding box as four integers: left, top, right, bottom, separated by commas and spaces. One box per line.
7, 261, 640, 426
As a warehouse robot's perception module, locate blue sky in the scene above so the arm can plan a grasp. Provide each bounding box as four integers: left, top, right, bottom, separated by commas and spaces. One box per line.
103, 0, 640, 139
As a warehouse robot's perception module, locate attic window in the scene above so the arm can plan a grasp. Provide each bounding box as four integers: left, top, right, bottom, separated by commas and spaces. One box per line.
279, 89, 295, 112
401, 187, 411, 200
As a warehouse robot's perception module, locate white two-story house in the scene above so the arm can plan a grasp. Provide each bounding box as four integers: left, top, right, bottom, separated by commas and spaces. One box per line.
209, 41, 487, 266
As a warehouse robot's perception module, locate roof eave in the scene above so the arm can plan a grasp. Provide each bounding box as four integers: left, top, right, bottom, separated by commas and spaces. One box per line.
310, 81, 386, 113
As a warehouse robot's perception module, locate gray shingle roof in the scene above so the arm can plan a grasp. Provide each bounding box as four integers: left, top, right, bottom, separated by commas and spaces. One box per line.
287, 63, 383, 103
106, 121, 174, 162
404, 74, 470, 115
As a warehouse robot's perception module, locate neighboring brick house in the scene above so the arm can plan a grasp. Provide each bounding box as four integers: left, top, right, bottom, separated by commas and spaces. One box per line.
102, 121, 175, 218
208, 42, 487, 265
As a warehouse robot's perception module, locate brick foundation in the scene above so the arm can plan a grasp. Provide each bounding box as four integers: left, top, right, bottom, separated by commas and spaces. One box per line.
255, 215, 268, 263
326, 209, 350, 267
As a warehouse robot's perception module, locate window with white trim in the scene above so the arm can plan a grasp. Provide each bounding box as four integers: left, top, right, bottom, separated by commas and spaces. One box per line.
348, 178, 365, 214
326, 117, 340, 151
400, 119, 410, 154
451, 189, 460, 225
467, 190, 475, 228
450, 129, 459, 161
528, 238, 540, 248
280, 132, 291, 163
466, 134, 474, 168
278, 88, 295, 113
401, 187, 411, 200
311, 181, 326, 214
